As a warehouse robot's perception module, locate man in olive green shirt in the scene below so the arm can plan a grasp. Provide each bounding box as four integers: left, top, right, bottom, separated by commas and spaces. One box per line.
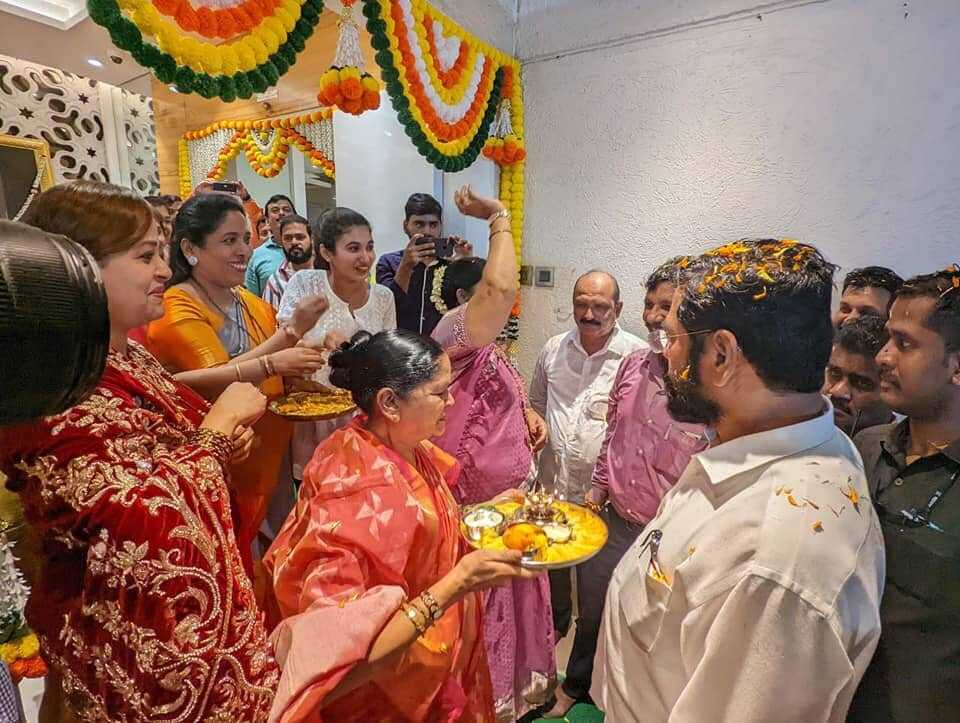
849, 267, 960, 721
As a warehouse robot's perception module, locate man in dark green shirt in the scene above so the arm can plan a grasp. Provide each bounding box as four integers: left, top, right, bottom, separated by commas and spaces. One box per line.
849, 266, 960, 722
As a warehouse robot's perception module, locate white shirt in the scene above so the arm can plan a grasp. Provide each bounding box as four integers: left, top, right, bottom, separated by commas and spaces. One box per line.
592, 403, 885, 722
277, 270, 396, 478
530, 325, 645, 502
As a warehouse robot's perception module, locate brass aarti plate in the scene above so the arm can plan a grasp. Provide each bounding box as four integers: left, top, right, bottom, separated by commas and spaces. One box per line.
268, 389, 357, 421
461, 499, 608, 570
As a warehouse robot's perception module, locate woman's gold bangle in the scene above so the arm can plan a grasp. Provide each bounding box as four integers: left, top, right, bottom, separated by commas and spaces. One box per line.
489, 228, 512, 240
401, 601, 429, 636
419, 590, 442, 622
234, 364, 243, 382
189, 428, 234, 465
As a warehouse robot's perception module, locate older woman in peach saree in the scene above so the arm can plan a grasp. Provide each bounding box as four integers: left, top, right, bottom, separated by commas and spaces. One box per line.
265, 329, 539, 722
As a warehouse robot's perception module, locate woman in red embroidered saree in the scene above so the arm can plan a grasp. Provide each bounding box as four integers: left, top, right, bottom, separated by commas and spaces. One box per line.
265, 329, 539, 722
1, 184, 279, 721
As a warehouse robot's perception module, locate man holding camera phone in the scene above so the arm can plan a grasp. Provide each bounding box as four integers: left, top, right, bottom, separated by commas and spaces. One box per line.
376, 192, 472, 335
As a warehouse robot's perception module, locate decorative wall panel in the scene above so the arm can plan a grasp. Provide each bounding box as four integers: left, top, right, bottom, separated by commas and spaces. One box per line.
0, 53, 158, 193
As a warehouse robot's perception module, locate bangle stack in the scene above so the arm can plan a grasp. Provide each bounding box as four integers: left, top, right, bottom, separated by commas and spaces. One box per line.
400, 590, 444, 638
401, 600, 430, 636
419, 590, 443, 622
189, 428, 234, 465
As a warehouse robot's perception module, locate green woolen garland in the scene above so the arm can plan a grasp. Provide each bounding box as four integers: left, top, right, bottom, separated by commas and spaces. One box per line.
361, 0, 504, 171
87, 0, 325, 102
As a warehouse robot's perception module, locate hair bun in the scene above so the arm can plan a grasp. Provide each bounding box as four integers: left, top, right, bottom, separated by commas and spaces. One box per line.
328, 331, 373, 393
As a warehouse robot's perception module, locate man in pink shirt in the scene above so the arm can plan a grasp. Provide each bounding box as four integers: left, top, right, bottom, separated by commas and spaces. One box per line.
545, 258, 708, 718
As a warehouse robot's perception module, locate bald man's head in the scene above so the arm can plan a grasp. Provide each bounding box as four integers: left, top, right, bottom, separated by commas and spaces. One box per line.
573, 270, 623, 347
574, 270, 620, 303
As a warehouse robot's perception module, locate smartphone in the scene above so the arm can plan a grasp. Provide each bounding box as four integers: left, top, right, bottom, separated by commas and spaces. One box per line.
433, 237, 456, 258
212, 181, 239, 193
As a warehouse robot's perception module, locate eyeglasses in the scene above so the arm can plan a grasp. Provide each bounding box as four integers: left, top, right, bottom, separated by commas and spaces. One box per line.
647, 328, 715, 354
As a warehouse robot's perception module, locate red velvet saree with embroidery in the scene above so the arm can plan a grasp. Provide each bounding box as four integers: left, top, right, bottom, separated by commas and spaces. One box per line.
0, 343, 278, 722
264, 420, 495, 722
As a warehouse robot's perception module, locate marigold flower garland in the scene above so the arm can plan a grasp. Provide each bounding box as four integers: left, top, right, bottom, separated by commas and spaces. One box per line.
88, 0, 325, 101
179, 112, 335, 193
361, 0, 524, 172
0, 529, 46, 683
361, 0, 526, 330
318, 0, 381, 115
152, 0, 284, 40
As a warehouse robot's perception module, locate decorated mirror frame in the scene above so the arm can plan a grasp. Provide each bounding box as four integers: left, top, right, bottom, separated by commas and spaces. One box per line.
0, 135, 56, 221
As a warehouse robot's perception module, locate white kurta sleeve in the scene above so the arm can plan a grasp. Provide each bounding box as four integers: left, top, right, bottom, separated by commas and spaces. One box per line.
671, 574, 858, 723
276, 271, 309, 323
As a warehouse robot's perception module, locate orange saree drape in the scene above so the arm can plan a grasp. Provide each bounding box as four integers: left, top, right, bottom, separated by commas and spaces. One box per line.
146, 286, 291, 575
264, 421, 495, 722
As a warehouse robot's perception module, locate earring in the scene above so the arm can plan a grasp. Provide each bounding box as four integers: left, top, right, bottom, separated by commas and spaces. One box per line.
188, 255, 199, 266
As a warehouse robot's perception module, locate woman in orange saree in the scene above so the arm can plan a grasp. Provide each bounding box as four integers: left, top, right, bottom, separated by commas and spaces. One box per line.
147, 193, 327, 579
265, 330, 539, 722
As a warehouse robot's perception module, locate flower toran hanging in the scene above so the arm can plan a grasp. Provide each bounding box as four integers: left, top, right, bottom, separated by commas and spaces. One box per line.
178, 111, 335, 197
87, 0, 326, 101
318, 0, 381, 115
361, 0, 526, 173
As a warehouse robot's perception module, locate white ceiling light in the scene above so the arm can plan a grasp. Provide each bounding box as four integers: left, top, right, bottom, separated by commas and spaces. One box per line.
86, 58, 103, 68
0, 0, 88, 30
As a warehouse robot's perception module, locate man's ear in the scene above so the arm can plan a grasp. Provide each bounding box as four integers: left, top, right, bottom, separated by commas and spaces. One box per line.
709, 329, 741, 388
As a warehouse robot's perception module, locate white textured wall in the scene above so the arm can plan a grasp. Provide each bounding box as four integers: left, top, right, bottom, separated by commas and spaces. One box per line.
433, 0, 517, 52
333, 95, 436, 254
514, 0, 960, 376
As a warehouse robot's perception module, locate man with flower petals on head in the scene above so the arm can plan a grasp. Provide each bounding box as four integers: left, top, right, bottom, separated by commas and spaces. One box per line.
593, 239, 884, 722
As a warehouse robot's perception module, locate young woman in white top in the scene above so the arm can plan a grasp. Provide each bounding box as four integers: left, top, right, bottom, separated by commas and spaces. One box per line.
278, 208, 397, 478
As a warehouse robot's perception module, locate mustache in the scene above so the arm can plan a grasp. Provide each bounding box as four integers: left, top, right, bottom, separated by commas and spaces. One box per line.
829, 396, 852, 415
579, 319, 601, 326
663, 366, 721, 426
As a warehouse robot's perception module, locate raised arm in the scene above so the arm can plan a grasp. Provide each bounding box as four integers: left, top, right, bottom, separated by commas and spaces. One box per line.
457, 186, 517, 348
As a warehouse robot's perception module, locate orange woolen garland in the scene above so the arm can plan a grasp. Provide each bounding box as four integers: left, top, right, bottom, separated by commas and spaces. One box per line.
151, 0, 283, 39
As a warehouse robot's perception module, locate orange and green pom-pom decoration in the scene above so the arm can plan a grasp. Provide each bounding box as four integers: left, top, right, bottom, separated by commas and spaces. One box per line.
318, 67, 381, 115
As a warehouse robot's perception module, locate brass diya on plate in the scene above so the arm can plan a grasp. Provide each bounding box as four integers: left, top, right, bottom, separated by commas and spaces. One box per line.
460, 486, 608, 570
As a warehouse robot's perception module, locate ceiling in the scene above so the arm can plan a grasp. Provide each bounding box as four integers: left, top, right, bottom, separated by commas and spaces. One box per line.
0, 10, 153, 94
0, 0, 86, 29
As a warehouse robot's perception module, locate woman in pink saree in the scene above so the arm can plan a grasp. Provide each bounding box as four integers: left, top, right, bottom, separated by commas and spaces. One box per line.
430, 193, 556, 720
264, 323, 539, 722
